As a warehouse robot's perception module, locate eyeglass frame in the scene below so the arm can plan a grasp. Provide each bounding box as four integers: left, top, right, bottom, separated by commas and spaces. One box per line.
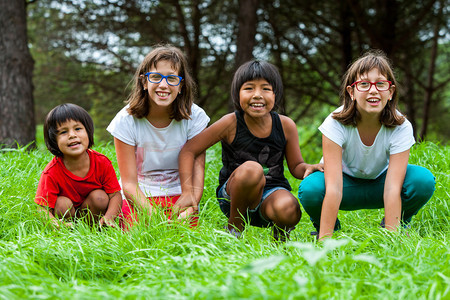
144, 72, 183, 86
350, 80, 392, 92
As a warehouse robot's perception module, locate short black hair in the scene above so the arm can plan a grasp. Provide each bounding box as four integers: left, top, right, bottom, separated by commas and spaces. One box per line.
231, 60, 284, 111
43, 103, 94, 157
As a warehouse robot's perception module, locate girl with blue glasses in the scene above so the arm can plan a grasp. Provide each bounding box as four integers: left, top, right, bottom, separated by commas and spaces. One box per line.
107, 44, 210, 229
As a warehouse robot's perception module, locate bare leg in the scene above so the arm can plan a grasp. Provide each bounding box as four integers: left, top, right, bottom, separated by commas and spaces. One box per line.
54, 196, 76, 220
227, 161, 265, 231
79, 189, 109, 224
260, 189, 301, 241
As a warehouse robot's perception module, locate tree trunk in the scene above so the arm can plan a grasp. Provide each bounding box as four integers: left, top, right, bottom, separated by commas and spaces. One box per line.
339, 0, 353, 75
230, 0, 259, 112
0, 0, 35, 148
420, 0, 443, 140
235, 0, 259, 68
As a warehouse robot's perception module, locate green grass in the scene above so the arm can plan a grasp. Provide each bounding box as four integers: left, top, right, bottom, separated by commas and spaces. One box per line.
0, 138, 449, 299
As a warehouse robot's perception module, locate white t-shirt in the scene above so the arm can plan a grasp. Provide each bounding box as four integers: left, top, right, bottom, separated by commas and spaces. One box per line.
319, 106, 415, 179
107, 104, 210, 196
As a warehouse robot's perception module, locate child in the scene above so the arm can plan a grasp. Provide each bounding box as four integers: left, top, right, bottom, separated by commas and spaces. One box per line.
298, 50, 435, 240
178, 60, 323, 240
107, 44, 209, 227
35, 103, 122, 228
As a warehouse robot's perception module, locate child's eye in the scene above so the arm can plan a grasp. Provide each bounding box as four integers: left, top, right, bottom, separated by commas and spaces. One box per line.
150, 75, 161, 81
58, 130, 67, 135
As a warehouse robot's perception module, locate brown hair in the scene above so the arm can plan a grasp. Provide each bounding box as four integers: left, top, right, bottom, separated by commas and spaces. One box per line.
126, 44, 196, 121
333, 49, 404, 127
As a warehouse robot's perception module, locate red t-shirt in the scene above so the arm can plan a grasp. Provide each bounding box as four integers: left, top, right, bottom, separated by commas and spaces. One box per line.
35, 149, 121, 208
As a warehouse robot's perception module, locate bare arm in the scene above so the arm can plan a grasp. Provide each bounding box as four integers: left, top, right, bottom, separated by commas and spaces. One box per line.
114, 137, 152, 215
282, 116, 324, 179
37, 205, 59, 227
383, 150, 409, 231
319, 135, 343, 240
36, 205, 74, 228
175, 151, 206, 218
192, 151, 206, 205
100, 191, 123, 226
178, 114, 235, 208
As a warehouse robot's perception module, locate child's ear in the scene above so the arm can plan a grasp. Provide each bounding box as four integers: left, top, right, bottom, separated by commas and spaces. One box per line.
346, 85, 354, 100
139, 74, 147, 90
389, 84, 395, 99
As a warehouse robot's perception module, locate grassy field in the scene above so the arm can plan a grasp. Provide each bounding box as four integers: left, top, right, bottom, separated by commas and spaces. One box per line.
0, 136, 448, 299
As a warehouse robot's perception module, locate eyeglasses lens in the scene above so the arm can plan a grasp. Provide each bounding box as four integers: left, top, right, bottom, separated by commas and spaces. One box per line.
357, 81, 390, 91
147, 73, 181, 86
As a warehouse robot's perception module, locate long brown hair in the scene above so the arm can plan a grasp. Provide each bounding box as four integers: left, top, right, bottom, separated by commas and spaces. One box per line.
333, 49, 404, 127
126, 44, 196, 121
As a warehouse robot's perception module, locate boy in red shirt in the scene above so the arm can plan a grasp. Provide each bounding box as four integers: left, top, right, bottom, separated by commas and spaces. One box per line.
35, 103, 122, 228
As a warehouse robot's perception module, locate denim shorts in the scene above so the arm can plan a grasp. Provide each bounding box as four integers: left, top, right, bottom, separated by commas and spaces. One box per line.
216, 180, 287, 227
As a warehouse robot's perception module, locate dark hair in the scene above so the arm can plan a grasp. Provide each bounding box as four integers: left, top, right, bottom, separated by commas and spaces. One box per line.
231, 60, 284, 111
333, 49, 404, 127
127, 44, 196, 121
44, 103, 94, 157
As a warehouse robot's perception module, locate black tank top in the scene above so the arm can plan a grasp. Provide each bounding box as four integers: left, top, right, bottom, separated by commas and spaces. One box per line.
217, 110, 291, 194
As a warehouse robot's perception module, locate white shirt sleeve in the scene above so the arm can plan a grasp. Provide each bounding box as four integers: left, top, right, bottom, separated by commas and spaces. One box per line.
389, 119, 415, 155
318, 112, 346, 147
106, 106, 137, 146
187, 104, 210, 140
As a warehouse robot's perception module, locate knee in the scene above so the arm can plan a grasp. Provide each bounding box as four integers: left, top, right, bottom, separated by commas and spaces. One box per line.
233, 161, 265, 188
272, 197, 301, 224
298, 171, 325, 207
54, 196, 74, 217
86, 189, 109, 211
403, 165, 436, 202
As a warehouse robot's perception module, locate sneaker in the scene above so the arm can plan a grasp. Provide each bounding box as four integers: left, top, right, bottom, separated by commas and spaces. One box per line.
273, 226, 295, 242
380, 217, 385, 228
224, 225, 241, 238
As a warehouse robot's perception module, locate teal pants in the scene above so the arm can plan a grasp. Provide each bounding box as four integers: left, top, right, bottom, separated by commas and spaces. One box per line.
298, 165, 435, 231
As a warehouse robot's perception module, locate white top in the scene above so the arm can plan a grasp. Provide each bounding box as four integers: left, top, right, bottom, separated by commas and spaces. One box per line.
107, 104, 210, 196
319, 106, 415, 179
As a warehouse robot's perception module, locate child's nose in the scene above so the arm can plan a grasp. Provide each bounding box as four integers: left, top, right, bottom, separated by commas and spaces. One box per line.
369, 84, 378, 93
69, 130, 77, 137
253, 90, 262, 98
158, 78, 169, 87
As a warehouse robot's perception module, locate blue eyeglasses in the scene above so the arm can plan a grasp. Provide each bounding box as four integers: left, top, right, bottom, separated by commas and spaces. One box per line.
144, 72, 183, 86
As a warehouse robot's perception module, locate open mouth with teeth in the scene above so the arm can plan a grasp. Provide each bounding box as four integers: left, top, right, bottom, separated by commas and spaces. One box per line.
68, 142, 80, 147
250, 103, 265, 108
156, 92, 170, 98
367, 98, 381, 105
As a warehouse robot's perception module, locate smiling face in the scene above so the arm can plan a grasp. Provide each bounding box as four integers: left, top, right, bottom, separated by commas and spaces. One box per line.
143, 60, 183, 112
56, 119, 89, 159
239, 78, 275, 118
346, 68, 395, 118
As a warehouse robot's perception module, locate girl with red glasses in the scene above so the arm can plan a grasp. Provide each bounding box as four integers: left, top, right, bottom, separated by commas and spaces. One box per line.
298, 50, 435, 240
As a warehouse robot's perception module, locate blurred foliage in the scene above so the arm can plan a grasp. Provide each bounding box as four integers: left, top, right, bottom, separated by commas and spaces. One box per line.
27, 0, 449, 143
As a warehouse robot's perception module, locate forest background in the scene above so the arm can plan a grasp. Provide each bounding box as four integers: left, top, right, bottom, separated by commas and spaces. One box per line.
0, 2, 449, 298
0, 0, 449, 148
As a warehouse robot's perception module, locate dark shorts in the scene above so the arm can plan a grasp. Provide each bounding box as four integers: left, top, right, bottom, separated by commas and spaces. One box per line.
216, 180, 287, 227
